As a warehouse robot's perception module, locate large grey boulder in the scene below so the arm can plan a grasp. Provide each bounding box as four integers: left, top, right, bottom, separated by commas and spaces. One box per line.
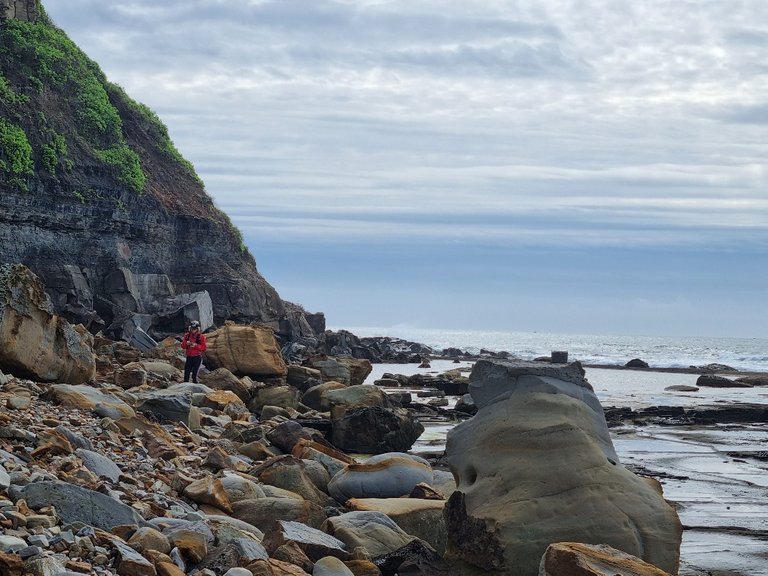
330, 406, 424, 455
327, 453, 433, 502
23, 481, 147, 530
322, 511, 415, 558
443, 360, 682, 576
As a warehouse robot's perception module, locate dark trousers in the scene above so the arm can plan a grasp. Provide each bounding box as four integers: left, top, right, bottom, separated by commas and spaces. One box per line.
184, 355, 203, 383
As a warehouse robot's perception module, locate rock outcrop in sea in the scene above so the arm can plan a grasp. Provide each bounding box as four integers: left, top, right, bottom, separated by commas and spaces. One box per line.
444, 360, 682, 576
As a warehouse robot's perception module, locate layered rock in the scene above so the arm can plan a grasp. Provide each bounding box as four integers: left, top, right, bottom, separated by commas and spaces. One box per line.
444, 360, 682, 576
0, 10, 322, 345
205, 324, 287, 378
0, 264, 95, 383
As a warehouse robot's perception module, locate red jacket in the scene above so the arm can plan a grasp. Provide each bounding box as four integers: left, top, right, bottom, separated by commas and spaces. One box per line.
181, 331, 207, 358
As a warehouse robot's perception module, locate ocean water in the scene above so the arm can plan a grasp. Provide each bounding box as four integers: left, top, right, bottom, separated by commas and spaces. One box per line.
341, 327, 768, 373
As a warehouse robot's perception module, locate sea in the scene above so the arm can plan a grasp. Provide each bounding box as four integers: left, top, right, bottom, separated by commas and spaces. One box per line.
339, 327, 768, 373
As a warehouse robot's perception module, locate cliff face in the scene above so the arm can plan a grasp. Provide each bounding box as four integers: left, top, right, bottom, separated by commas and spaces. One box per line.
0, 2, 321, 341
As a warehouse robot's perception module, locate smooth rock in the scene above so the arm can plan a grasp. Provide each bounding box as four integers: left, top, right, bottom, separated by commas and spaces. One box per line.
444, 385, 682, 575
322, 511, 415, 558
327, 453, 433, 502
540, 542, 672, 576
262, 520, 349, 562
312, 556, 355, 576
23, 481, 147, 530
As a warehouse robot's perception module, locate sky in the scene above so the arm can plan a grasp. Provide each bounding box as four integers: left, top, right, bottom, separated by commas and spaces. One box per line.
43, 0, 768, 338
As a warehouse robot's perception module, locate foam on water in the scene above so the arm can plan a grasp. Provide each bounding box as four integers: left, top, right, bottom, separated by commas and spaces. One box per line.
343, 327, 768, 373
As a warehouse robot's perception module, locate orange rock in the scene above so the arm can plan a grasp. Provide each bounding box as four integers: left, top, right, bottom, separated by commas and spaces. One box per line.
541, 542, 673, 576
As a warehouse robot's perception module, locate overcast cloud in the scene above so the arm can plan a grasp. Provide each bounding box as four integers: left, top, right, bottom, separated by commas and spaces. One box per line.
44, 0, 768, 337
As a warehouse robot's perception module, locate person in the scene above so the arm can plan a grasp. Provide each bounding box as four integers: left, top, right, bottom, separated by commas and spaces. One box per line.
181, 320, 207, 383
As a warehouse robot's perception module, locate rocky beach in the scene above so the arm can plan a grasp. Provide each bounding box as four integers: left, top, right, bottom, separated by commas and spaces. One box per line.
2, 4, 767, 575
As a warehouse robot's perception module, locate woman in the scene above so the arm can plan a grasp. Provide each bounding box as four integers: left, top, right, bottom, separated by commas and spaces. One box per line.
181, 320, 207, 383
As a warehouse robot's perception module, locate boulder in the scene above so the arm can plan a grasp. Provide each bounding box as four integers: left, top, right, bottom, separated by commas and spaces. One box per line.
219, 472, 267, 503
322, 385, 392, 410
444, 361, 682, 576
250, 456, 334, 506
292, 440, 355, 479
249, 386, 300, 414
540, 542, 672, 576
327, 453, 433, 502
625, 358, 650, 369
47, 384, 135, 419
330, 406, 424, 455
696, 374, 752, 388
23, 481, 147, 530
200, 367, 254, 401
467, 360, 618, 463
306, 356, 372, 386
322, 511, 415, 558
267, 420, 314, 453
205, 324, 287, 378
0, 264, 95, 384
263, 520, 349, 562
75, 448, 122, 483
287, 365, 323, 392
232, 498, 327, 532
347, 498, 447, 555
302, 381, 348, 412
312, 556, 355, 576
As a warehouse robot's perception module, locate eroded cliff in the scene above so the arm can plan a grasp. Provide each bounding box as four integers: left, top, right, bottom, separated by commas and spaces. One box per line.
0, 2, 321, 342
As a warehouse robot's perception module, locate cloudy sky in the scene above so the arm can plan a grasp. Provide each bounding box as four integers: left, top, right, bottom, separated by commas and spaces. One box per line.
44, 1, 768, 338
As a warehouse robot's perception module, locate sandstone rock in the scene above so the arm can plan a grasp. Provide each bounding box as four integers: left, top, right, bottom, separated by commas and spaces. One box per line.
115, 366, 148, 389
249, 386, 301, 414
165, 528, 208, 564
540, 542, 673, 576
23, 481, 147, 530
200, 389, 247, 412
267, 420, 314, 453
205, 324, 287, 378
272, 539, 314, 572
219, 472, 267, 503
248, 558, 311, 576
48, 384, 135, 419
330, 406, 424, 455
250, 456, 334, 506
0, 264, 96, 384
287, 365, 323, 392
313, 556, 355, 576
467, 360, 618, 463
322, 512, 415, 558
127, 527, 172, 555
322, 386, 392, 410
232, 498, 327, 532
183, 477, 233, 514
200, 367, 254, 400
135, 387, 203, 428
112, 538, 157, 576
327, 453, 433, 502
302, 381, 348, 412
347, 498, 446, 555
444, 362, 682, 576
0, 552, 23, 576
292, 440, 355, 479
263, 520, 349, 562
306, 356, 372, 386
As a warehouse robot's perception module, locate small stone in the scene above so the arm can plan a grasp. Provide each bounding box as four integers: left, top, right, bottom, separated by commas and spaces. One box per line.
65, 559, 94, 573
27, 534, 49, 548
18, 545, 42, 559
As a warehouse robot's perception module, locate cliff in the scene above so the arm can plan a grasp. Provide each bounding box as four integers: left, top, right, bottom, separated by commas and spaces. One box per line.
0, 1, 322, 343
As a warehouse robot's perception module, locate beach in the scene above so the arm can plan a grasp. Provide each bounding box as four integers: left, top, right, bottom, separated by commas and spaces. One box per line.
365, 360, 768, 576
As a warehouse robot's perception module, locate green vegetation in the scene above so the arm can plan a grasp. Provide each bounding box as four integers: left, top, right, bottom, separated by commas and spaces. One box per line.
40, 131, 68, 175
0, 74, 29, 106
0, 118, 33, 191
0, 17, 146, 193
